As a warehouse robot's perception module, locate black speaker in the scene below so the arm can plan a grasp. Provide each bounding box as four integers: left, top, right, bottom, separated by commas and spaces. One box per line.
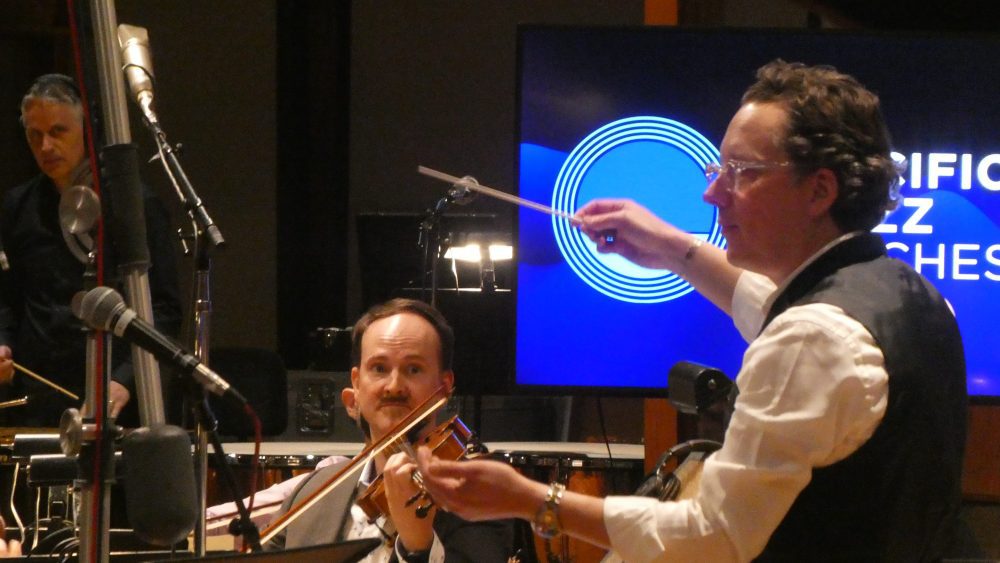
206, 347, 289, 440
273, 370, 360, 442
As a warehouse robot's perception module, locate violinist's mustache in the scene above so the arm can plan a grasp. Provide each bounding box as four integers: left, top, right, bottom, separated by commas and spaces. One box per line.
378, 397, 410, 408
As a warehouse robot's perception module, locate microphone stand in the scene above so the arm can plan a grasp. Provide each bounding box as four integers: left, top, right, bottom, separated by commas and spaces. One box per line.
185, 380, 262, 552
71, 252, 116, 563
86, 0, 166, 429
418, 188, 484, 428
134, 73, 224, 558
419, 195, 454, 309
418, 180, 478, 308
70, 2, 169, 561
186, 227, 220, 556
148, 124, 225, 249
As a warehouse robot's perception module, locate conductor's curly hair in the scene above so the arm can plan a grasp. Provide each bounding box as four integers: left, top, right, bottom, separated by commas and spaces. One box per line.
742, 59, 902, 233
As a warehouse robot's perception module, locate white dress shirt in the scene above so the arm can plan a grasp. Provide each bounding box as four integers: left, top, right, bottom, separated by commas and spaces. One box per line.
205, 455, 350, 535
206, 453, 446, 560
604, 234, 890, 562
346, 459, 395, 563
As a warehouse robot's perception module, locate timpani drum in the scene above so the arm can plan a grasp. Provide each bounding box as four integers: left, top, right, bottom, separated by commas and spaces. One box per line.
487, 442, 644, 563
206, 442, 363, 506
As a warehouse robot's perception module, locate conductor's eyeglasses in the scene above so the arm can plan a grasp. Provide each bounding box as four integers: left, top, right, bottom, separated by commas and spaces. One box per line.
704, 159, 794, 194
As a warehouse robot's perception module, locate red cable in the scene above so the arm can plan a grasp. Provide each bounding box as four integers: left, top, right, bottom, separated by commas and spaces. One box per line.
66, 1, 107, 559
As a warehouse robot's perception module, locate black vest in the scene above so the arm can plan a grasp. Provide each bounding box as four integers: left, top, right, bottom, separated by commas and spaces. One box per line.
754, 234, 967, 562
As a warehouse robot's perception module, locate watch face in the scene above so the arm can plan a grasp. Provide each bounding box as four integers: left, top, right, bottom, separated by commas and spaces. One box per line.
533, 483, 566, 538
532, 515, 559, 539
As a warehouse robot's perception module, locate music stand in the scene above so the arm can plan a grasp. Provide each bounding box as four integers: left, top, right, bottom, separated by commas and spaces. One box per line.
355, 211, 500, 309
152, 538, 381, 563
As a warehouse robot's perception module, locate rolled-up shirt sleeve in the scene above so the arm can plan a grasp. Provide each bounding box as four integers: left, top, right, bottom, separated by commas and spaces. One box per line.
603, 303, 888, 562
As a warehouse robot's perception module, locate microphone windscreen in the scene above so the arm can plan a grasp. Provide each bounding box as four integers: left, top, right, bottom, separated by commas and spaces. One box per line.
72, 286, 122, 329
122, 424, 197, 546
101, 144, 151, 267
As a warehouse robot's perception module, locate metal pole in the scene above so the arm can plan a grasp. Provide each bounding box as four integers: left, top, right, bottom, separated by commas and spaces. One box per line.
90, 0, 166, 427
192, 266, 212, 556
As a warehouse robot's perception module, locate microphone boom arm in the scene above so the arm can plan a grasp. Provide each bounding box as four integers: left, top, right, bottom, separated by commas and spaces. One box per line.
117, 23, 224, 249
150, 123, 225, 248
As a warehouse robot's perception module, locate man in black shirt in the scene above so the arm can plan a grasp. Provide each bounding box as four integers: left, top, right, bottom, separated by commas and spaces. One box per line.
0, 74, 181, 427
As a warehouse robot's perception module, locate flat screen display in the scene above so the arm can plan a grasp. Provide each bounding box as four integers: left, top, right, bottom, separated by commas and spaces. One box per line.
514, 27, 1000, 401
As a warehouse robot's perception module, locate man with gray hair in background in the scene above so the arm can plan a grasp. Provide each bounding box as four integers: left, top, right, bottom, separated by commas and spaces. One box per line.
0, 73, 181, 428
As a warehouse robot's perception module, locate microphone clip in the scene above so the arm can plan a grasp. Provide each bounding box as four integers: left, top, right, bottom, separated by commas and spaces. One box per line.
447, 176, 480, 206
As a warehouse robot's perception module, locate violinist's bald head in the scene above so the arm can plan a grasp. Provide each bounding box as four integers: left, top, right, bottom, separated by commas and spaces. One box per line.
351, 298, 454, 371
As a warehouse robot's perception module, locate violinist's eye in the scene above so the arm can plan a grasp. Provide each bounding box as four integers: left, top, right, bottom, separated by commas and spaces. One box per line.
406, 365, 424, 375
370, 363, 388, 374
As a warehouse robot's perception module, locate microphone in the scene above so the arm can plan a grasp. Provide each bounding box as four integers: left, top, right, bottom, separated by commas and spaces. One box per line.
117, 24, 158, 125
71, 287, 246, 405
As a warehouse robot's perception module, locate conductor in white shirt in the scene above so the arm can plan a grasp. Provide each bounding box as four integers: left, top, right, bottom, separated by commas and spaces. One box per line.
416, 59, 967, 562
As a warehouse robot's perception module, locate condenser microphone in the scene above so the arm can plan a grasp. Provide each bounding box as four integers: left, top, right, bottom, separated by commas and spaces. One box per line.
71, 287, 246, 405
117, 24, 158, 125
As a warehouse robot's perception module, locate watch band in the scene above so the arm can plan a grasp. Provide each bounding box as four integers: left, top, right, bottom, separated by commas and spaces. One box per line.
532, 481, 566, 539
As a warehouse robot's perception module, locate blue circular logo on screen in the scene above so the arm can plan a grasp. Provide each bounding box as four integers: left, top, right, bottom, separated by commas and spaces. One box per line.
552, 116, 724, 303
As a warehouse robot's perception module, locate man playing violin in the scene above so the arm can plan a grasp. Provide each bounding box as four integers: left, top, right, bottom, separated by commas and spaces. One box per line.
265, 298, 522, 561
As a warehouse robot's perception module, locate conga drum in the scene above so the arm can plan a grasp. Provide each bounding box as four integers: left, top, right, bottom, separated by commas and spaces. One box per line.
487, 442, 644, 563
205, 441, 363, 506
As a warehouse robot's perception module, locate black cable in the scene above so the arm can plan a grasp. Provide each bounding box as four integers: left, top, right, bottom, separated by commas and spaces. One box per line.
634, 439, 723, 501
420, 223, 431, 302
26, 522, 74, 558
22, 518, 72, 557
595, 396, 613, 462
52, 535, 79, 561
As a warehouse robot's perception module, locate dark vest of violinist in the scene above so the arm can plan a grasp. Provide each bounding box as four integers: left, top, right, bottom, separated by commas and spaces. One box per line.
264, 299, 522, 562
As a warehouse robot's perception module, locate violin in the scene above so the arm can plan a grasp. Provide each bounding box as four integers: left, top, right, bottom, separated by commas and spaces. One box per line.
356, 414, 476, 521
